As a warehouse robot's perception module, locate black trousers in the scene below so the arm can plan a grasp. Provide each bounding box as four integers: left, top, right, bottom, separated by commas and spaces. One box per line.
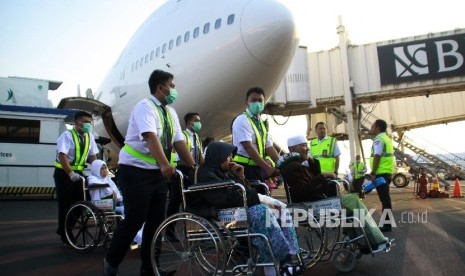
53, 168, 84, 241
105, 164, 167, 272
240, 163, 264, 182
375, 174, 393, 227
352, 177, 365, 198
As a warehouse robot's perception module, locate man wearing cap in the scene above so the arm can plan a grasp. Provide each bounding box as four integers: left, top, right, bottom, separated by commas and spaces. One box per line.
310, 122, 341, 176
279, 135, 337, 202
231, 87, 279, 182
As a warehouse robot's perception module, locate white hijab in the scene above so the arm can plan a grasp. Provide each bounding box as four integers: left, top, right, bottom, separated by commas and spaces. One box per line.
87, 160, 122, 201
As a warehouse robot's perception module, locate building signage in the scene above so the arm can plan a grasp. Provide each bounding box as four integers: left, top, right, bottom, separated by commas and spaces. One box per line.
377, 34, 465, 85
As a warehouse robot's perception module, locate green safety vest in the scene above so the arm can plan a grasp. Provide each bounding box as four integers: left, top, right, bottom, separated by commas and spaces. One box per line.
353, 161, 366, 179
55, 128, 90, 172
183, 130, 203, 162
123, 98, 175, 165
370, 132, 395, 175
233, 112, 267, 166
310, 136, 337, 173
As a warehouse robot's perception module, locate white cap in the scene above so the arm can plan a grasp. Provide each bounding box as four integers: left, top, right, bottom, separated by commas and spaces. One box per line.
287, 135, 307, 147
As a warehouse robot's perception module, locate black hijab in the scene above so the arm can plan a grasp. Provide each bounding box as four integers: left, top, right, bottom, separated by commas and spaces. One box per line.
196, 141, 237, 184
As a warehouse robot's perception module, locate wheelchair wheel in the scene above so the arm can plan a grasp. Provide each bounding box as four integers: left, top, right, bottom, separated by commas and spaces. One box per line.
65, 201, 102, 252
151, 213, 226, 276
332, 248, 357, 273
287, 203, 325, 269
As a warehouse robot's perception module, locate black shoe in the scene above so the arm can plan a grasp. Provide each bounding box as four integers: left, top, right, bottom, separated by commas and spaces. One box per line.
380, 226, 392, 232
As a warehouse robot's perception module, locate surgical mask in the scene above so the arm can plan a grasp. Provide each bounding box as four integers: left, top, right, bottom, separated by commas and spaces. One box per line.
165, 87, 178, 104
82, 123, 92, 133
248, 102, 264, 115
192, 121, 202, 132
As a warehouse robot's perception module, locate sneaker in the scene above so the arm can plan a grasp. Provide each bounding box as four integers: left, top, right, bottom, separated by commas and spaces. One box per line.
103, 258, 118, 276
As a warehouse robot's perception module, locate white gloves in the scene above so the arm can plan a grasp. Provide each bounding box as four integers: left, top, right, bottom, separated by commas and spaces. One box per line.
68, 172, 81, 182
258, 194, 287, 209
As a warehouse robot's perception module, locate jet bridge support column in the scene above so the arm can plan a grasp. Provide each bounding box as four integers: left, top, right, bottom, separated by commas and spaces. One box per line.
338, 16, 356, 163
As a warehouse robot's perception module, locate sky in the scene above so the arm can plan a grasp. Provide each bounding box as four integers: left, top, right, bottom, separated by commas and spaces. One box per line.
1, 0, 465, 168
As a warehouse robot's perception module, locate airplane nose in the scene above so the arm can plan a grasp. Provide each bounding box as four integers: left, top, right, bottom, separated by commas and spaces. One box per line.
240, 0, 298, 66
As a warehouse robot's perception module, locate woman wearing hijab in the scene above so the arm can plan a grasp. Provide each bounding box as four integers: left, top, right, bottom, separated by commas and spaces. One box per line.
88, 160, 124, 215
187, 141, 300, 276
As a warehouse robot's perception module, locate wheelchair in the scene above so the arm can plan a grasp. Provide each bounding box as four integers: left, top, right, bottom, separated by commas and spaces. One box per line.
64, 177, 123, 252
283, 178, 394, 273
150, 172, 307, 275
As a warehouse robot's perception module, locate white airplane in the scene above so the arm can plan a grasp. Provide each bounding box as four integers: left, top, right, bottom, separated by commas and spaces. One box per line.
58, 0, 299, 165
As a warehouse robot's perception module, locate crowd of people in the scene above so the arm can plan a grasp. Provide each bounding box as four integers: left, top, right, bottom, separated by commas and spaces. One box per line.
53, 69, 395, 276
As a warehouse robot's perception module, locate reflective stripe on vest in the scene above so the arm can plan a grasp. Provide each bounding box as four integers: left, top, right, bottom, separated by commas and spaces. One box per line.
370, 133, 395, 174
233, 154, 258, 166
243, 112, 267, 158
354, 162, 365, 179
183, 130, 203, 161
54, 128, 90, 171
310, 136, 336, 173
122, 99, 175, 165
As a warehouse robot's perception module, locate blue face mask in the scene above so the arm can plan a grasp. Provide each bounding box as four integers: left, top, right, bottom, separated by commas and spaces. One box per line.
165, 87, 178, 105
82, 123, 92, 133
192, 121, 202, 132
248, 101, 264, 115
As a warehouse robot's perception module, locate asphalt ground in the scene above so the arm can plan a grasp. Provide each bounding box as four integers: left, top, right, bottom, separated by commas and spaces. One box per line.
1, 180, 464, 275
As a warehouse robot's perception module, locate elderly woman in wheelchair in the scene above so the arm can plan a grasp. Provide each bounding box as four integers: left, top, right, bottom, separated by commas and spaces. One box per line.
189, 141, 302, 276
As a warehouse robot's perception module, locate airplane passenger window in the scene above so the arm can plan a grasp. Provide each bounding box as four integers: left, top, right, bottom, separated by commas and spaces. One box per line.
162, 43, 167, 53
203, 23, 210, 34
145, 54, 149, 63
136, 60, 139, 69
150, 50, 154, 60
184, 31, 190, 42
169, 39, 174, 50
156, 47, 160, 57
140, 57, 144, 66
131, 63, 134, 72
193, 27, 200, 38
215, 18, 221, 29
227, 14, 235, 25
176, 35, 181, 46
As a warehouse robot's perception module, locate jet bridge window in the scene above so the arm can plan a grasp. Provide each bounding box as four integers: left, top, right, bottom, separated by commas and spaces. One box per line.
193, 27, 200, 38
203, 23, 210, 34
215, 18, 221, 29
176, 35, 182, 46
227, 14, 235, 25
184, 31, 190, 43
0, 118, 40, 143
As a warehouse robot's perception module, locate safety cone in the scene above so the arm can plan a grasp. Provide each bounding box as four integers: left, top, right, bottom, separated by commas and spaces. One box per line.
452, 178, 463, 198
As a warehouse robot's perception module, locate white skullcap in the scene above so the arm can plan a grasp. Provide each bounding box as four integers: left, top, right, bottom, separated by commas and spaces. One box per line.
287, 135, 307, 147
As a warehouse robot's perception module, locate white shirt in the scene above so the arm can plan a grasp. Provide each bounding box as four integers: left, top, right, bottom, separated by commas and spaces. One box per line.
118, 96, 184, 169
232, 109, 273, 157
56, 129, 99, 163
